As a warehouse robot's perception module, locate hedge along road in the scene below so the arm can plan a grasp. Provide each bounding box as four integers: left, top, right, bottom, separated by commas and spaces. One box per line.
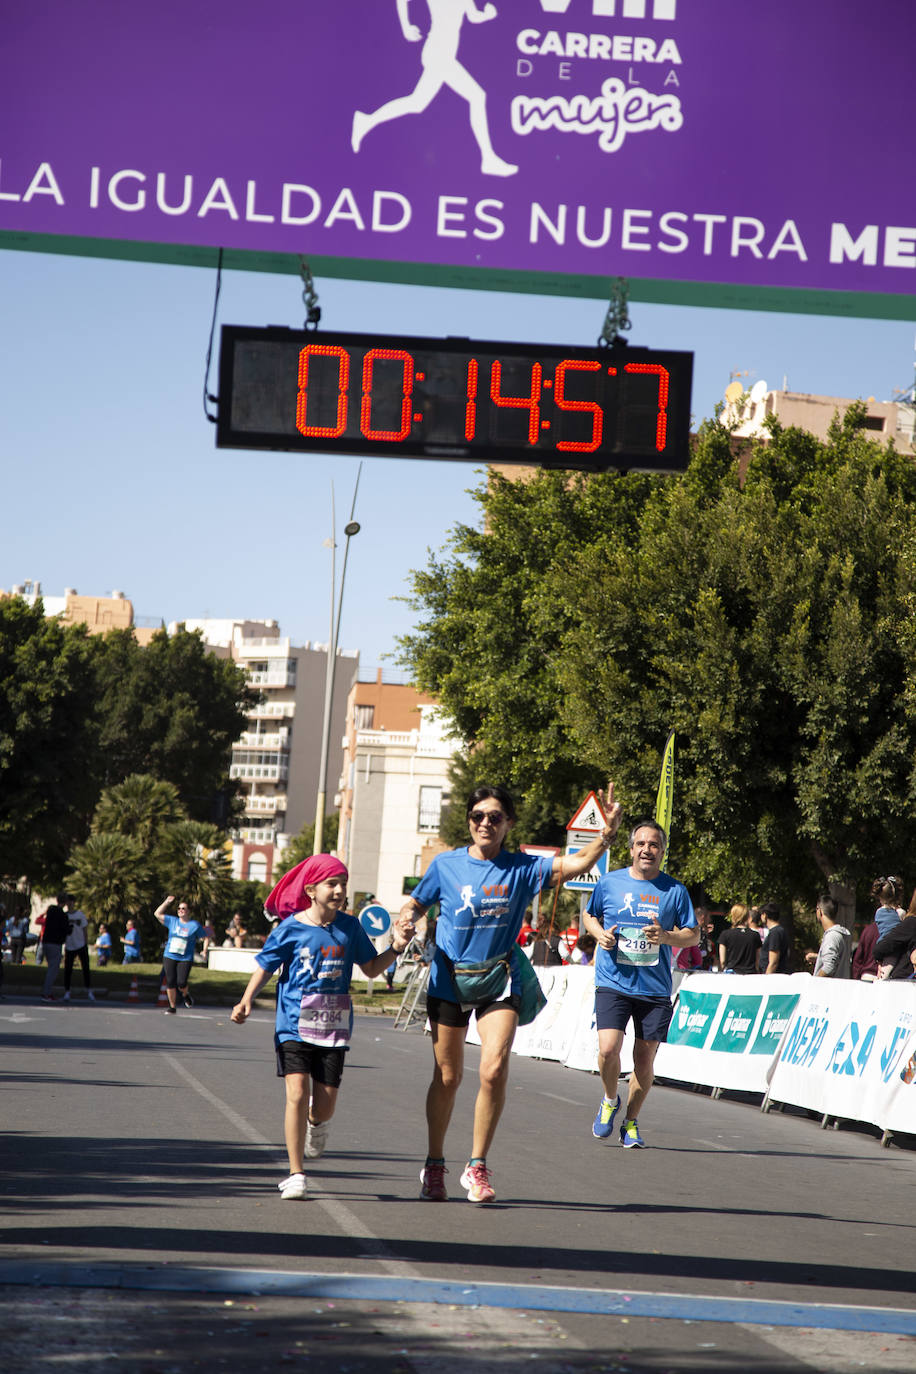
1, 996, 914, 1374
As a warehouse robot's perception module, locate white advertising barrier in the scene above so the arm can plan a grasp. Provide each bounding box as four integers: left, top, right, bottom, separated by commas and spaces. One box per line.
464, 966, 577, 1057
766, 978, 916, 1135
512, 966, 574, 1062
560, 965, 635, 1076
654, 973, 803, 1094
466, 962, 635, 1075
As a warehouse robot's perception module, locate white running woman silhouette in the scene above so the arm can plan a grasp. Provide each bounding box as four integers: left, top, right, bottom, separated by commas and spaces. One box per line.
352, 0, 518, 177
455, 884, 477, 916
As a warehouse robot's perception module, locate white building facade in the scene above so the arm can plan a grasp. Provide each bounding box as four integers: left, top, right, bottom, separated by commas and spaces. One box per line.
343, 703, 458, 913
173, 617, 357, 885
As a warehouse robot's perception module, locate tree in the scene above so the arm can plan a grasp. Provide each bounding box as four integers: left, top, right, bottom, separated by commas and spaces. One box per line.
155, 819, 234, 922
66, 832, 150, 930
281, 813, 340, 870
227, 878, 271, 939
0, 598, 101, 887
399, 410, 916, 922
71, 773, 233, 946
92, 774, 184, 846
0, 607, 253, 891
399, 467, 654, 850
93, 626, 253, 822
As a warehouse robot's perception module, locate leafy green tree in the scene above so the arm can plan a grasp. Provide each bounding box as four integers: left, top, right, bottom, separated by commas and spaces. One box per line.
227, 878, 271, 940
399, 468, 652, 849
0, 599, 100, 887
281, 813, 340, 869
399, 410, 916, 924
93, 626, 253, 822
1, 608, 253, 892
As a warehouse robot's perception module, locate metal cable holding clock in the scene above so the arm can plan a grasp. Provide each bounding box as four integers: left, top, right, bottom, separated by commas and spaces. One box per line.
599, 277, 632, 348
299, 258, 321, 330
202, 246, 224, 424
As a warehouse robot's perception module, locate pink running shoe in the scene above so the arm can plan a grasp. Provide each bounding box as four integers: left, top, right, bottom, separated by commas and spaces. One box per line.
419, 1161, 449, 1201
459, 1161, 495, 1204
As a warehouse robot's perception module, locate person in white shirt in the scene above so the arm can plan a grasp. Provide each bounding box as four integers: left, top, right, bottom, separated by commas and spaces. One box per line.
63, 900, 95, 1002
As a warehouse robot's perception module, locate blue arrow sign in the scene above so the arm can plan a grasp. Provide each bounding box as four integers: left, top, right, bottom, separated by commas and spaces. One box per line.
359, 903, 391, 937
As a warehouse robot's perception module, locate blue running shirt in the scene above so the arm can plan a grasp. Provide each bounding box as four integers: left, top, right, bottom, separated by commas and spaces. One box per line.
162, 915, 205, 961
587, 867, 695, 999
412, 848, 553, 1001
255, 912, 377, 1045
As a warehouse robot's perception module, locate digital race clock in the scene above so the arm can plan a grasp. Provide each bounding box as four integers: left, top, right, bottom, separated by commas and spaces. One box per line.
215, 326, 693, 473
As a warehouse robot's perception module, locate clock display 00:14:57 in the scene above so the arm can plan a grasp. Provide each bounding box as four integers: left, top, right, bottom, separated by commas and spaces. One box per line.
294, 343, 673, 455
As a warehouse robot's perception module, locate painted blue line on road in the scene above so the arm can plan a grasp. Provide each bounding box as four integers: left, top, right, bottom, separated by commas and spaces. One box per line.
2, 1263, 915, 1336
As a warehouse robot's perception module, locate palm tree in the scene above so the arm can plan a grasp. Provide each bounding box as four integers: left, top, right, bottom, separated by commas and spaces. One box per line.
66, 832, 150, 929
156, 820, 233, 923
92, 773, 182, 846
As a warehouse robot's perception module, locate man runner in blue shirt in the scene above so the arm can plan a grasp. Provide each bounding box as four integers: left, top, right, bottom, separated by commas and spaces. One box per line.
584, 820, 697, 1148
401, 782, 621, 1204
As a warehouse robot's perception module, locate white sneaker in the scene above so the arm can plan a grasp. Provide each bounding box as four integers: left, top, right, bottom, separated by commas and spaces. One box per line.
304, 1119, 329, 1159
88, 991, 96, 1002
278, 1172, 308, 1200
63, 991, 71, 1001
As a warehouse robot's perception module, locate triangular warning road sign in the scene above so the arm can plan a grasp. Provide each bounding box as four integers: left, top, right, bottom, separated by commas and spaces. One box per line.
566, 791, 607, 833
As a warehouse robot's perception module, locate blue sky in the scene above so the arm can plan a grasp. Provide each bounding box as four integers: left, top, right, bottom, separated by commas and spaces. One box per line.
2, 247, 914, 669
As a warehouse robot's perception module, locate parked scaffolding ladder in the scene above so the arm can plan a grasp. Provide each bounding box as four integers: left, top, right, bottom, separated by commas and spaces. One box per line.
393, 948, 431, 1031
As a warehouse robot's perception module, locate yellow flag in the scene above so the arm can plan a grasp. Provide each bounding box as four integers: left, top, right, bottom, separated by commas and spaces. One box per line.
654, 731, 675, 870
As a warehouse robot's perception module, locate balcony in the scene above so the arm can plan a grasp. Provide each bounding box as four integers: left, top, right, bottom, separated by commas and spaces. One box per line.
235, 729, 290, 749
356, 729, 418, 748
236, 826, 277, 844
243, 794, 288, 814
249, 701, 295, 721
247, 669, 297, 688
231, 763, 289, 782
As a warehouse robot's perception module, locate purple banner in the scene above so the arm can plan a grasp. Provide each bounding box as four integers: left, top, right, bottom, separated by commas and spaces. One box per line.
2, 1, 912, 301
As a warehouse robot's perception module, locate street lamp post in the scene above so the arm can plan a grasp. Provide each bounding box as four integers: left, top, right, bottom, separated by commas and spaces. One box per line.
314, 468, 362, 855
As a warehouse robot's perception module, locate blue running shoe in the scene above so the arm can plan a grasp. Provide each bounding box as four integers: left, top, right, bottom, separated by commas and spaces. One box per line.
620, 1118, 645, 1148
592, 1094, 621, 1139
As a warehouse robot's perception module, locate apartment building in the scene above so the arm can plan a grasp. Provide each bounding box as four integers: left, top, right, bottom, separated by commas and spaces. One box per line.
721, 384, 916, 453
338, 670, 457, 912
1, 581, 160, 644
176, 618, 357, 884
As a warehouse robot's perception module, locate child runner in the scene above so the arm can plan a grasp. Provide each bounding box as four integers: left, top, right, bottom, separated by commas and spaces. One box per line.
231, 854, 411, 1201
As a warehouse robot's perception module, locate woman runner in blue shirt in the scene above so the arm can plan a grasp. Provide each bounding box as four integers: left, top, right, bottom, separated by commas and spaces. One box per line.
400, 782, 621, 1205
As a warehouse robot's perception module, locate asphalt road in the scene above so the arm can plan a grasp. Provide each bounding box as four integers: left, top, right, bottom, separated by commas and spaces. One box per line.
1, 992, 914, 1373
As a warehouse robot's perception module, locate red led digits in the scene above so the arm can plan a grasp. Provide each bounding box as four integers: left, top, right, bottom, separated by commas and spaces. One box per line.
490, 359, 543, 444
296, 344, 349, 438
554, 360, 602, 453
624, 362, 670, 451
465, 358, 479, 441
360, 348, 414, 442
358, 349, 414, 442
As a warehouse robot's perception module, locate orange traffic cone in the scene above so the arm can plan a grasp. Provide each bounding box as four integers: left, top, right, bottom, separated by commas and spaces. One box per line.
157, 973, 168, 1007
127, 975, 139, 1003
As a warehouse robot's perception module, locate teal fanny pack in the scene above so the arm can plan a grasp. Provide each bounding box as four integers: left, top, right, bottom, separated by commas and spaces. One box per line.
444, 951, 511, 1007
442, 947, 548, 1025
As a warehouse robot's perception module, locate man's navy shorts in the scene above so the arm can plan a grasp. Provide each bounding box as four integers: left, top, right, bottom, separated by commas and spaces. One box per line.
595, 988, 674, 1043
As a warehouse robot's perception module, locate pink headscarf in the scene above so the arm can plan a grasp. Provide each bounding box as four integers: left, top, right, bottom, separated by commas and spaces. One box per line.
265, 854, 349, 918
